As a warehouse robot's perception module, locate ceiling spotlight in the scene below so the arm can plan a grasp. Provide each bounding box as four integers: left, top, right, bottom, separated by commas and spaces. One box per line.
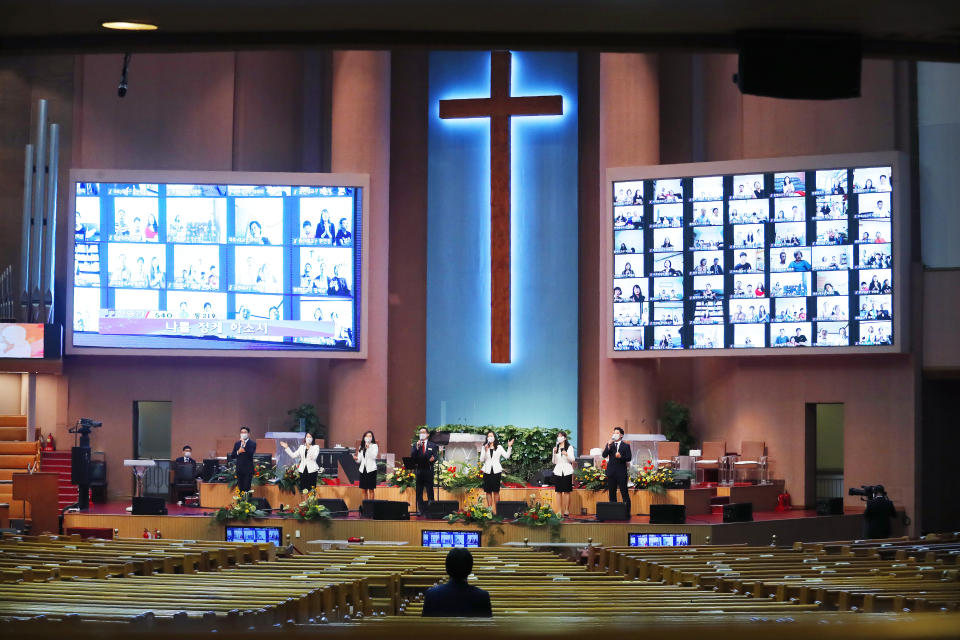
101, 21, 158, 31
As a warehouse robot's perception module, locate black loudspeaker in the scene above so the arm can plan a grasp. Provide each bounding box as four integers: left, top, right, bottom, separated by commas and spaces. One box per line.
251, 497, 271, 511
70, 446, 91, 485
649, 504, 686, 524
735, 31, 862, 100
371, 500, 409, 521
816, 497, 844, 516
496, 501, 528, 519
596, 502, 630, 522
423, 500, 459, 519
132, 496, 167, 515
316, 499, 349, 517
360, 499, 380, 517
723, 502, 753, 523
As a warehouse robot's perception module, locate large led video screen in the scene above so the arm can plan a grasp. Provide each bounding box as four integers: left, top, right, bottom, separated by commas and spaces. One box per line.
67, 170, 367, 357
609, 153, 904, 356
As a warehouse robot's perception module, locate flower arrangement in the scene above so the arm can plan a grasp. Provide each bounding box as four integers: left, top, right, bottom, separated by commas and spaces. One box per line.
211, 459, 277, 488
284, 489, 332, 522
512, 494, 564, 528
445, 496, 501, 527
411, 425, 567, 485
440, 463, 483, 491
277, 465, 301, 493
212, 489, 267, 523
574, 461, 607, 491
633, 459, 676, 495
387, 465, 417, 490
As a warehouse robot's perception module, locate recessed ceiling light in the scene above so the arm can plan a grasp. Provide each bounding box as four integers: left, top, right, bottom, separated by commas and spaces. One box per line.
101, 21, 158, 31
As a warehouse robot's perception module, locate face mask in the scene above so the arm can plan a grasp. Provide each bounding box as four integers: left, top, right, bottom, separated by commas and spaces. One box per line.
364, 436, 372, 443
612, 433, 621, 441
556, 437, 564, 444
183, 451, 191, 459
305, 437, 313, 444
240, 433, 249, 441
487, 436, 495, 443
419, 433, 428, 441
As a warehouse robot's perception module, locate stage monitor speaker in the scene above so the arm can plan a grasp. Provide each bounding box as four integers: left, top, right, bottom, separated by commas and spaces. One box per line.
816, 497, 844, 516
496, 501, 528, 519
723, 502, 753, 523
251, 497, 271, 511
423, 500, 459, 519
316, 498, 349, 517
649, 504, 686, 524
735, 31, 861, 99
596, 501, 630, 522
132, 496, 167, 515
371, 500, 409, 521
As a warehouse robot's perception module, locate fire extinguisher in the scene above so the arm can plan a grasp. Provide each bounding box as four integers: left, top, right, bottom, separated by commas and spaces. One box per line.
45, 433, 55, 451
776, 491, 792, 512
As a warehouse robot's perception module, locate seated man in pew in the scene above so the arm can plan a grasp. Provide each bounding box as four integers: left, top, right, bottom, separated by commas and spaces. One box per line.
422, 548, 492, 618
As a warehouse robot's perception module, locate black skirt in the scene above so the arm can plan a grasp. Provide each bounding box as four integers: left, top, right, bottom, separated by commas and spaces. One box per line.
483, 472, 502, 493
554, 474, 573, 493
359, 470, 378, 490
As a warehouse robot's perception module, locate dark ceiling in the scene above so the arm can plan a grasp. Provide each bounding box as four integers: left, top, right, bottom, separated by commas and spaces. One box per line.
2, 0, 960, 59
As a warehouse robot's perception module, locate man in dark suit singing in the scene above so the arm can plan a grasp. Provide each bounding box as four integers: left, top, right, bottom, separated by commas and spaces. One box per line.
602, 426, 632, 512
410, 426, 438, 514
230, 426, 257, 492
422, 548, 492, 617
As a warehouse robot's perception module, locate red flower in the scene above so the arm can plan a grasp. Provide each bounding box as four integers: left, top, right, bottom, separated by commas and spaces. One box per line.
601, 460, 607, 470
447, 466, 457, 473
532, 513, 539, 520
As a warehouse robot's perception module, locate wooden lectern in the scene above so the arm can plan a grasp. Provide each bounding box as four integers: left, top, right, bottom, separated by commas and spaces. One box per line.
13, 472, 59, 534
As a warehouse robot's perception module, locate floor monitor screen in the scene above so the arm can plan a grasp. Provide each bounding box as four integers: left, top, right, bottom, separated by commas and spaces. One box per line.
225, 525, 282, 546
68, 171, 367, 357
421, 530, 481, 548
610, 154, 902, 355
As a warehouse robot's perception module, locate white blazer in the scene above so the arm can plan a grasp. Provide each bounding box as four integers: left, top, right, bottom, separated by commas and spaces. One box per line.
479, 444, 511, 474
285, 443, 321, 474
552, 445, 576, 477
356, 443, 379, 474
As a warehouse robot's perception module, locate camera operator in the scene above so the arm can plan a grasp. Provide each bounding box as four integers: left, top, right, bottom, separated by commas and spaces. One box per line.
850, 484, 897, 539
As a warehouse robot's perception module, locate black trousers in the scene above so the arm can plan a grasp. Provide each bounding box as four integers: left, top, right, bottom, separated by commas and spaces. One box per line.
607, 472, 630, 511
299, 471, 318, 492
415, 467, 435, 513
237, 471, 253, 492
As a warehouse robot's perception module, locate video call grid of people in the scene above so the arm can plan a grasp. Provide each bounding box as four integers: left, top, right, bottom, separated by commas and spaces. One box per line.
612, 166, 894, 351
72, 182, 361, 349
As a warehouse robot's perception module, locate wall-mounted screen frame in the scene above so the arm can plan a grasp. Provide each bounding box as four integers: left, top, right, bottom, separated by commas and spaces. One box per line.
607, 152, 907, 357
66, 169, 369, 358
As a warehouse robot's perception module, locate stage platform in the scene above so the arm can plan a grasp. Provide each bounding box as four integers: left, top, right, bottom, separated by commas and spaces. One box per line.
62, 500, 892, 548
196, 480, 786, 516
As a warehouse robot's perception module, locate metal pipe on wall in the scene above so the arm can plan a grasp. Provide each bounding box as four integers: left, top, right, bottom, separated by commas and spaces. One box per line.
41, 123, 59, 323
29, 99, 47, 321
18, 143, 34, 322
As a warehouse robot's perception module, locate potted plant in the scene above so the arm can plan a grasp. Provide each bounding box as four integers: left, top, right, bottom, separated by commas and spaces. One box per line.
288, 404, 327, 442
660, 401, 695, 455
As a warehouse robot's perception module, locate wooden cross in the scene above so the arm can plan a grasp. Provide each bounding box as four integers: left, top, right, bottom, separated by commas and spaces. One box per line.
439, 50, 563, 363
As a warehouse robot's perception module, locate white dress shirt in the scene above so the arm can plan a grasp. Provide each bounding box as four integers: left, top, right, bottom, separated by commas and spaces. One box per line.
552, 445, 576, 477
479, 444, 511, 474
356, 443, 379, 474
285, 443, 321, 474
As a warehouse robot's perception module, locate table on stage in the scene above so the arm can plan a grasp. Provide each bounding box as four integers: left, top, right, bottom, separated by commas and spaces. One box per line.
123, 459, 156, 498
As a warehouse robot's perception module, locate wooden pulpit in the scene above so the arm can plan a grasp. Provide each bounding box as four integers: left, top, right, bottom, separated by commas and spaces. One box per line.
13, 472, 59, 534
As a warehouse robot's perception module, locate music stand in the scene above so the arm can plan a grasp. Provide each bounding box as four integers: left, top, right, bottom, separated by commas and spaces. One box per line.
402, 456, 417, 468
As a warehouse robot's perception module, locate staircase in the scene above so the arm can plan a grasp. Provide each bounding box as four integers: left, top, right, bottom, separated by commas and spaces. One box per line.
39, 450, 83, 512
